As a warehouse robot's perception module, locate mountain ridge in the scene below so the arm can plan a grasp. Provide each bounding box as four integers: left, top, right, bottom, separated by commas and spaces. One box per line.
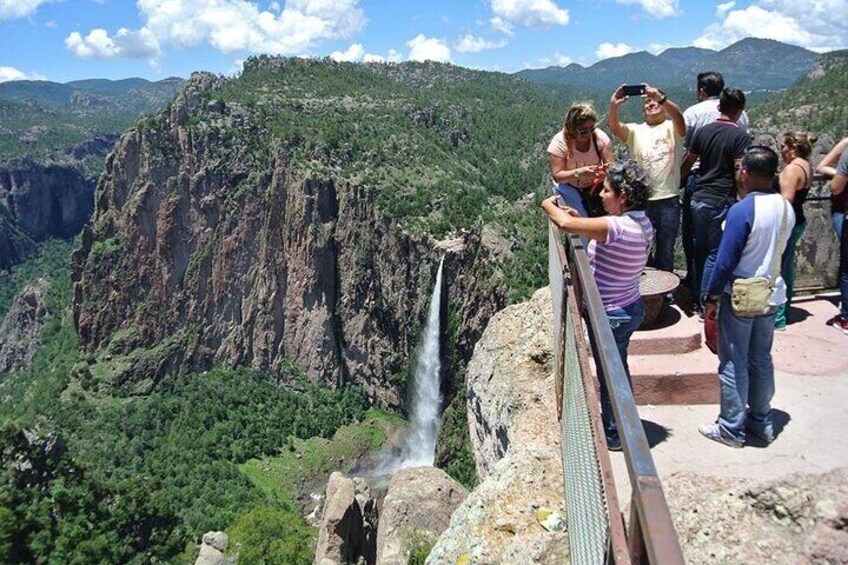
515, 37, 818, 92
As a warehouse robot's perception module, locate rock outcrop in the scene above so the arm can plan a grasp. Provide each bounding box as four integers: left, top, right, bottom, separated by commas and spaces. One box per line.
0, 278, 50, 374
428, 287, 569, 563
70, 72, 505, 406
314, 472, 377, 565
194, 531, 236, 565
376, 466, 467, 565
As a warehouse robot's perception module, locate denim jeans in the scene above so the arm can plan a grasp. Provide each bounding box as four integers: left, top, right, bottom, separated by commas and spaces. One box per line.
833, 211, 844, 241
587, 299, 645, 440
716, 292, 776, 443
681, 174, 697, 284
646, 196, 680, 272
691, 199, 730, 308
555, 183, 588, 218
774, 222, 806, 328
840, 214, 848, 318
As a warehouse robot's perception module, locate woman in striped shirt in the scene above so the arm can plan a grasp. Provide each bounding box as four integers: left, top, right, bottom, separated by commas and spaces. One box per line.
542, 160, 654, 451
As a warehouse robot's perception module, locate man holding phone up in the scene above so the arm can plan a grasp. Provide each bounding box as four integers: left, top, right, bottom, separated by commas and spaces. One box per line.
608, 83, 686, 272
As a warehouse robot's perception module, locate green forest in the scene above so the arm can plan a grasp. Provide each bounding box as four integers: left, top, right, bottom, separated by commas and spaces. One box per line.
0, 243, 381, 563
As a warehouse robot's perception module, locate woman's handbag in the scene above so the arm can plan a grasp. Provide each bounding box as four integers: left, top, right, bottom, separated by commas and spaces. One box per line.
730, 200, 790, 317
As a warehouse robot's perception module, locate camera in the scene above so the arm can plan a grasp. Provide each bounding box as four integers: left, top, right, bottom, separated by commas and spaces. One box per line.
622, 84, 646, 97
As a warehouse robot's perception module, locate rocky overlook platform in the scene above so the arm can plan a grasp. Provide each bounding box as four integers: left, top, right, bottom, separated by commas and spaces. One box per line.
428, 287, 848, 564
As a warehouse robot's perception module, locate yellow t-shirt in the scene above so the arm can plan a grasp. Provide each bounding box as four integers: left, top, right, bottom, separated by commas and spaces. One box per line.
625, 120, 684, 201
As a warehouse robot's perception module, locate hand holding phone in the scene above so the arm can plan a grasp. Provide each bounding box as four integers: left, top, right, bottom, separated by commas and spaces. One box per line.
622, 84, 646, 97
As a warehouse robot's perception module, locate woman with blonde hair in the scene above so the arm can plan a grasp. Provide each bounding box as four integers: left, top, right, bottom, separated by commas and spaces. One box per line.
775, 131, 816, 330
547, 102, 615, 217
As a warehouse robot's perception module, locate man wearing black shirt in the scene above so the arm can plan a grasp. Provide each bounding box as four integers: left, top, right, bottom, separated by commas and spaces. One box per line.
682, 88, 751, 312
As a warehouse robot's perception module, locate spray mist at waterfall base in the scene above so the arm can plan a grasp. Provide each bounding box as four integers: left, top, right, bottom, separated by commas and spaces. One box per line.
352, 258, 445, 483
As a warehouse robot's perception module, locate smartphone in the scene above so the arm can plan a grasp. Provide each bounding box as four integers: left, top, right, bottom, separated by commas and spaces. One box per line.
623, 84, 646, 97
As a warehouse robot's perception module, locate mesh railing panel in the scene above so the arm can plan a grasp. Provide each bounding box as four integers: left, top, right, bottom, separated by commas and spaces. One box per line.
549, 224, 610, 564
561, 304, 610, 565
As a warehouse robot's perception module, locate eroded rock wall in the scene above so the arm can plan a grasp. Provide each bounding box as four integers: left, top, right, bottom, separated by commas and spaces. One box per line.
71, 73, 504, 406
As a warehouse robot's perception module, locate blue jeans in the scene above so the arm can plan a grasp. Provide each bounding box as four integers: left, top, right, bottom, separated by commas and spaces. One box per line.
774, 222, 806, 328
833, 211, 844, 241
646, 196, 680, 272
716, 293, 776, 443
681, 174, 697, 283
587, 299, 645, 440
691, 199, 730, 308
840, 214, 848, 318
554, 183, 588, 218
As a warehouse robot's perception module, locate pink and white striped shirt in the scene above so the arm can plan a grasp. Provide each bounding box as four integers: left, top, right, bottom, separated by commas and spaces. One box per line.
587, 211, 653, 311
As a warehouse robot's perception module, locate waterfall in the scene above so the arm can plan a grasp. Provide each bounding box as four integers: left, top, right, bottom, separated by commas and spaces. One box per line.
398, 256, 445, 468
357, 257, 445, 479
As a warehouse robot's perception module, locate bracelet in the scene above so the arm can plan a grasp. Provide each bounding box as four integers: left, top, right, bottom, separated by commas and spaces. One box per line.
658, 93, 668, 105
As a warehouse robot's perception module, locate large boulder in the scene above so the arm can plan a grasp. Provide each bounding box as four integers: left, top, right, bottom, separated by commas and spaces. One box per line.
0, 278, 50, 374
428, 287, 569, 563
376, 466, 467, 565
314, 472, 377, 565
194, 531, 236, 565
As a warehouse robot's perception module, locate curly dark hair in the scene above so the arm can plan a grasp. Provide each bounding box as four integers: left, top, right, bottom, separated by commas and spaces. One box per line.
606, 160, 653, 211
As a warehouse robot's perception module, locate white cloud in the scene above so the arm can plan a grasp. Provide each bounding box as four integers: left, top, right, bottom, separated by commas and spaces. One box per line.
455, 34, 507, 53
407, 34, 451, 62
330, 43, 364, 61
525, 52, 574, 69
489, 0, 569, 28
489, 16, 514, 35
716, 1, 735, 17
362, 49, 402, 63
614, 0, 681, 19
0, 0, 50, 20
596, 42, 636, 59
695, 1, 848, 52
65, 0, 367, 61
65, 27, 161, 59
0, 66, 28, 82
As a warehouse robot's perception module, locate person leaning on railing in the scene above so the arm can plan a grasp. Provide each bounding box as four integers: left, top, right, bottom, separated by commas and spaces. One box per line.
541, 160, 654, 451
774, 131, 815, 331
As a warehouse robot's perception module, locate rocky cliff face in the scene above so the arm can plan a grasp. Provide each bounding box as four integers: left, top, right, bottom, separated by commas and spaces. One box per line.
0, 160, 95, 242
0, 160, 96, 269
0, 278, 50, 374
70, 72, 505, 406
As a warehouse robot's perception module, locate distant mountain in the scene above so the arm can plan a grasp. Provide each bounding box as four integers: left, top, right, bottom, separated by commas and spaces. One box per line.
698, 38, 819, 91
0, 76, 184, 164
656, 46, 714, 69
749, 49, 848, 137
0, 76, 183, 112
515, 38, 818, 94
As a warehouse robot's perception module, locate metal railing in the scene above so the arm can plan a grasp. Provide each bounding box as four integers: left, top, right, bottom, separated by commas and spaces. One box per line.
548, 220, 684, 565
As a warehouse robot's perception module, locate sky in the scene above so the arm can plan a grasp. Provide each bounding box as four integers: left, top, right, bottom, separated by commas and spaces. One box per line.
1, 0, 847, 84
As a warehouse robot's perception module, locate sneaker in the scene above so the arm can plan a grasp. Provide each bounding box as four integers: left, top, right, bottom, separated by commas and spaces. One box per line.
746, 428, 775, 445
832, 316, 848, 336
606, 433, 622, 452
698, 423, 743, 449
